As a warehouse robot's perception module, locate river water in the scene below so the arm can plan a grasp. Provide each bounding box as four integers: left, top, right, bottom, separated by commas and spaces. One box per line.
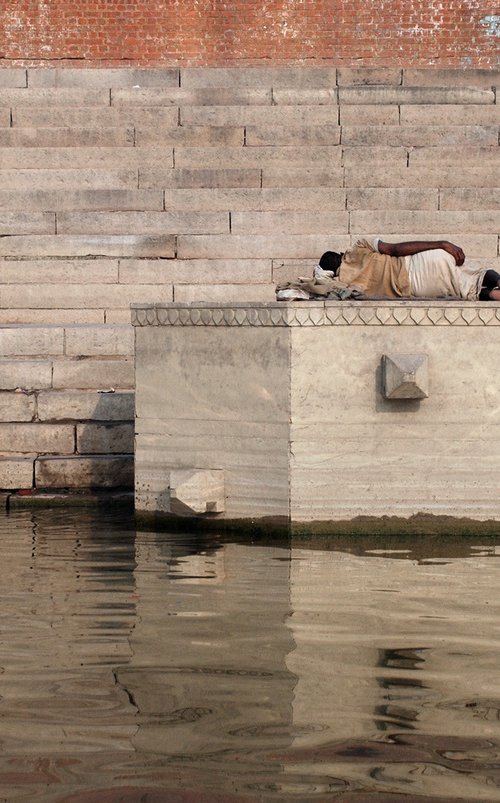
1, 508, 500, 802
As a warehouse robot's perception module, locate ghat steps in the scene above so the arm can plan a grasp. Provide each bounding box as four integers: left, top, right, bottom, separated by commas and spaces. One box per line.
0, 66, 498, 491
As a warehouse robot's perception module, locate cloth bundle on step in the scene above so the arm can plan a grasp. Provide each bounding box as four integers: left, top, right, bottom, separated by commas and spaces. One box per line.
276, 264, 363, 301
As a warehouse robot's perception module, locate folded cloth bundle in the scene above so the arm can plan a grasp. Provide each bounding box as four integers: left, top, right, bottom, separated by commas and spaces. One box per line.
276, 273, 362, 301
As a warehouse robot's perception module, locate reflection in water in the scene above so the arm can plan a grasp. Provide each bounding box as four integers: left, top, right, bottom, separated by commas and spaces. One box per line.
1, 511, 500, 800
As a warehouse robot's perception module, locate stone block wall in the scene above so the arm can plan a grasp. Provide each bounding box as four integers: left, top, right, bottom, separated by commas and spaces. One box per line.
0, 66, 498, 493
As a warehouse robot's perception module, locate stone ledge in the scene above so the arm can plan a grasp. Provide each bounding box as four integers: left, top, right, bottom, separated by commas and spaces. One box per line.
7, 490, 134, 509
131, 300, 500, 328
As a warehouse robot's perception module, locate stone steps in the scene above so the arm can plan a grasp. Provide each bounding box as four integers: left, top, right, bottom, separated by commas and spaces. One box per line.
0, 377, 134, 490
0, 325, 134, 482
0, 66, 497, 491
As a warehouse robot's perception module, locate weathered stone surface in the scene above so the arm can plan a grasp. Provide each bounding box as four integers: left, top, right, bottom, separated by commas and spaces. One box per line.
230, 210, 348, 235
0, 212, 55, 235
0, 109, 10, 127
112, 87, 272, 106
52, 358, 134, 390
37, 390, 134, 421
163, 187, 346, 211
339, 105, 400, 125
347, 188, 438, 211
118, 258, 272, 284
0, 235, 176, 258
0, 392, 36, 422
64, 325, 134, 356
0, 127, 135, 147
134, 324, 290, 519
57, 211, 229, 235
0, 310, 105, 325
177, 234, 349, 259
271, 89, 338, 105
341, 125, 498, 147
174, 146, 341, 169
339, 86, 495, 104
400, 104, 500, 125
345, 164, 500, 188
0, 69, 27, 88
135, 125, 244, 146
272, 259, 315, 284
0, 169, 138, 191
409, 146, 500, 166
174, 283, 274, 303
181, 105, 339, 126
440, 189, 500, 211
246, 125, 341, 146
0, 259, 119, 284
0, 88, 110, 106
0, 456, 34, 489
342, 146, 409, 167
0, 283, 173, 308
0, 326, 64, 356
262, 168, 344, 187
105, 310, 135, 323
76, 422, 134, 454
27, 68, 179, 88
403, 69, 500, 88
13, 107, 179, 128
0, 360, 52, 390
350, 210, 500, 235
338, 68, 402, 85
0, 189, 163, 213
36, 454, 134, 488
0, 423, 74, 453
139, 168, 261, 189
0, 147, 173, 169
180, 67, 338, 88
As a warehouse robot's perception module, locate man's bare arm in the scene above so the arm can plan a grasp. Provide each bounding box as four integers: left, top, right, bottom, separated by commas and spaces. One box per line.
378, 239, 465, 266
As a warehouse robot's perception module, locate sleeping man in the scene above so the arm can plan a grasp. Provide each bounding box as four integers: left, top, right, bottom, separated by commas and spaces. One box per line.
317, 238, 500, 301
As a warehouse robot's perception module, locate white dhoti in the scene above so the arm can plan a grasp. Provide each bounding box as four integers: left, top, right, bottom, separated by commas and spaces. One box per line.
407, 249, 485, 301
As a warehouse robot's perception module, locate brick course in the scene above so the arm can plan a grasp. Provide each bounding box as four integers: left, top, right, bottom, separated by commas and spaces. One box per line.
1, 1, 499, 68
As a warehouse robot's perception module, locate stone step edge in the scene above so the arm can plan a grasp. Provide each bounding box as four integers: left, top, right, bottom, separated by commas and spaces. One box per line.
5, 489, 134, 509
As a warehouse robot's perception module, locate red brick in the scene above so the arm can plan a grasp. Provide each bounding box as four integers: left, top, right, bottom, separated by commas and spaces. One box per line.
0, 0, 497, 67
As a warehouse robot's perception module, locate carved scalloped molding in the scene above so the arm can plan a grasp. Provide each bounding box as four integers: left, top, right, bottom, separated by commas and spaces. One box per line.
131, 303, 500, 327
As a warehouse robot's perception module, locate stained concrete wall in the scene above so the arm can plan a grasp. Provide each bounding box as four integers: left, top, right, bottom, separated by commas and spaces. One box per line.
0, 67, 498, 494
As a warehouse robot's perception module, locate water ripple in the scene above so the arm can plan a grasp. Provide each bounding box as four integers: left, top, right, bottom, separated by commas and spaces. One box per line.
0, 510, 500, 801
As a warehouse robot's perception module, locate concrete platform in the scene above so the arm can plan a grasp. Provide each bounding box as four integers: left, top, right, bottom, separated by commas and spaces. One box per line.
133, 299, 500, 534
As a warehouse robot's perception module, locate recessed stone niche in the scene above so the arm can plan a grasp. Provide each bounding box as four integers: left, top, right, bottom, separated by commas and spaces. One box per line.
133, 300, 500, 532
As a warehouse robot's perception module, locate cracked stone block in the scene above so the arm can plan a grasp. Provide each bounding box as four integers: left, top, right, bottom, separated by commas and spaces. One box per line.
170, 469, 225, 515
382, 353, 429, 399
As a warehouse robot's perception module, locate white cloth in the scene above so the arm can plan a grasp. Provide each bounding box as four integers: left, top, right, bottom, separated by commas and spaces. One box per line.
373, 238, 485, 300
407, 250, 484, 300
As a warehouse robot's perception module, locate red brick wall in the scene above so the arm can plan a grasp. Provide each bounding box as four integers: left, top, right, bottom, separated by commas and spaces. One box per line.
1, 0, 498, 68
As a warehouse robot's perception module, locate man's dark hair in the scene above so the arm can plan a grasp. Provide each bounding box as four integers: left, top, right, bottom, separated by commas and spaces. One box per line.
319, 251, 343, 275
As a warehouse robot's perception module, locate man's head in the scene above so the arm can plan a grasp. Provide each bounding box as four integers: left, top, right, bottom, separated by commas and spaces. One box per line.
319, 251, 343, 275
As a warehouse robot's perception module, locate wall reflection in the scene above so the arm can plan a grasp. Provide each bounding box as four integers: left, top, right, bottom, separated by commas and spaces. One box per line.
2, 512, 500, 801
127, 532, 296, 767
284, 544, 500, 799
